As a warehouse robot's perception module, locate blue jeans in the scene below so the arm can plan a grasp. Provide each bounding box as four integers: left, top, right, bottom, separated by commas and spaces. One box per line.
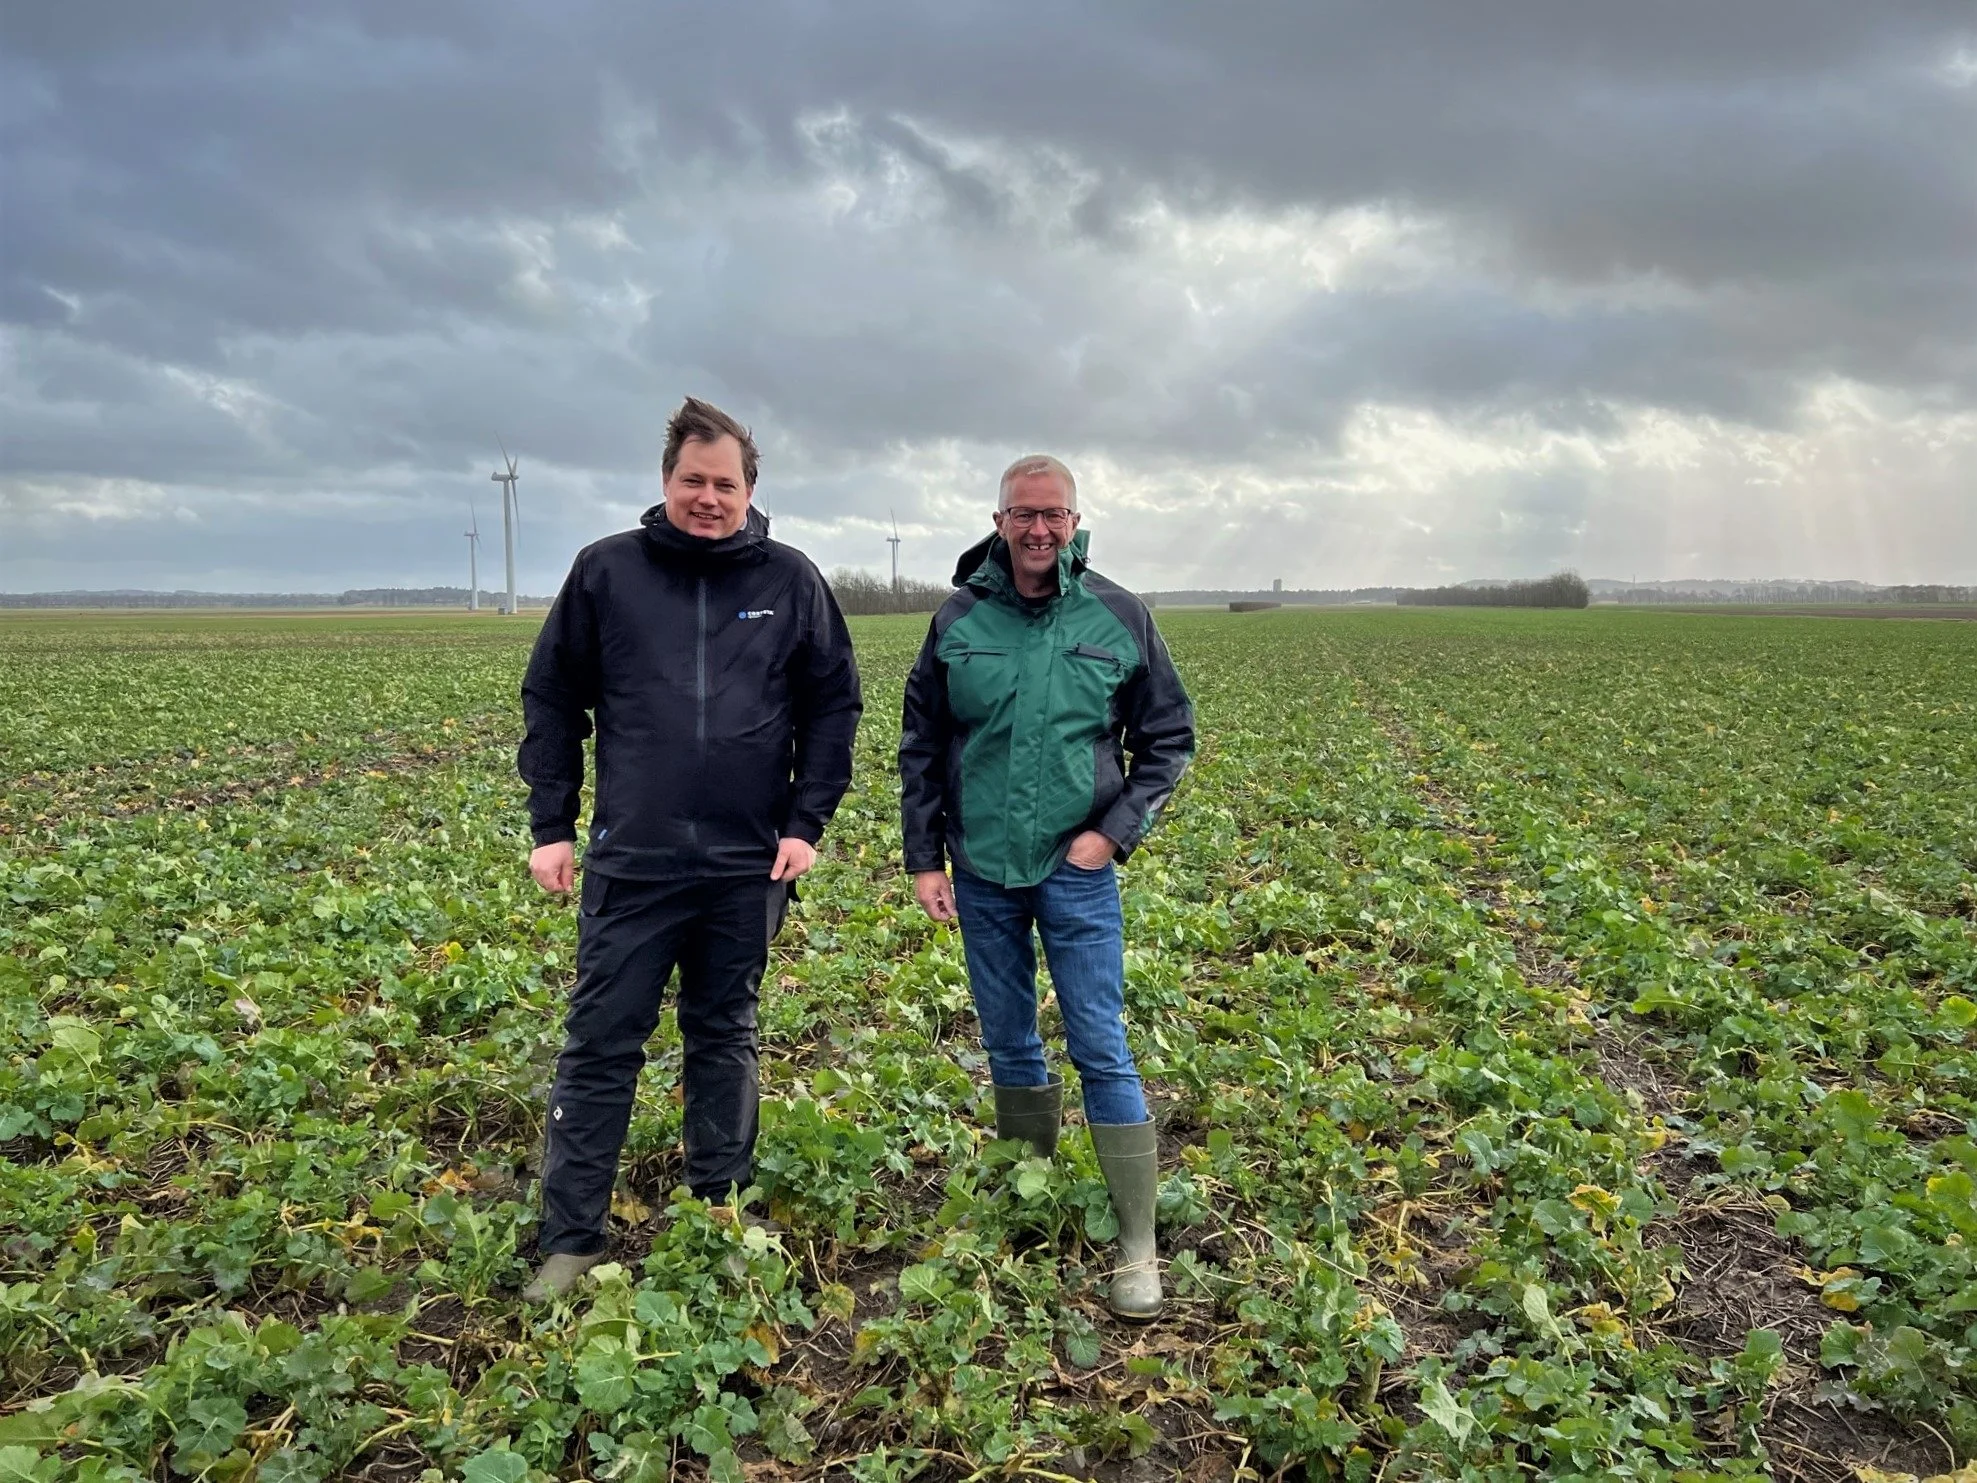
951, 859, 1148, 1126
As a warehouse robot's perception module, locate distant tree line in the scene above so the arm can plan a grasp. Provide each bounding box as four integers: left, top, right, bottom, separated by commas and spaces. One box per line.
1143, 587, 1403, 607
1398, 572, 1591, 608
827, 569, 953, 616
0, 588, 549, 609
1612, 582, 1976, 605
8, 577, 949, 613
336, 587, 550, 607
12, 573, 1964, 614
1876, 585, 1976, 603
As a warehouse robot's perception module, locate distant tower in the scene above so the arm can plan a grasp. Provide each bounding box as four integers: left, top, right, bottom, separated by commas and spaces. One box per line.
1273, 578, 1283, 594
888, 510, 903, 593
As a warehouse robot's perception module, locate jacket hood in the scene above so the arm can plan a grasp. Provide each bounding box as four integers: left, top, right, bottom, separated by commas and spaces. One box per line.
952, 528, 1091, 592
639, 502, 772, 564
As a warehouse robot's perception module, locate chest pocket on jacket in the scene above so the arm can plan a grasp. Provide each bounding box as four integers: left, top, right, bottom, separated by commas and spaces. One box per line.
940, 644, 1017, 727
1054, 642, 1128, 731
710, 610, 793, 743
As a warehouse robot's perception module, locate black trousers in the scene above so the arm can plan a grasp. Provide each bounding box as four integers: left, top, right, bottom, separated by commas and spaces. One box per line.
538, 870, 788, 1255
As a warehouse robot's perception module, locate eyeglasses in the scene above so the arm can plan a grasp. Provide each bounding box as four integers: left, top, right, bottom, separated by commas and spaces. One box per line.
999, 507, 1075, 529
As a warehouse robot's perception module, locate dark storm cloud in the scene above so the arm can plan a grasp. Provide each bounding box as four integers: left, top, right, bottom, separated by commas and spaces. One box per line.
2, 2, 1974, 588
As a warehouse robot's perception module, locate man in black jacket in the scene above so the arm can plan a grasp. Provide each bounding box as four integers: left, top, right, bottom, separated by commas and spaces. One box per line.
518, 397, 862, 1300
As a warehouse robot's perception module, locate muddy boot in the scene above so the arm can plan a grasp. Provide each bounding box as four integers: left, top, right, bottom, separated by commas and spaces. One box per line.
522, 1251, 606, 1303
992, 1072, 1064, 1158
1091, 1119, 1162, 1321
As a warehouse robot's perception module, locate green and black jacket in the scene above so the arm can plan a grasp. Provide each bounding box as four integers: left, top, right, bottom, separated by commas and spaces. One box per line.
899, 530, 1195, 887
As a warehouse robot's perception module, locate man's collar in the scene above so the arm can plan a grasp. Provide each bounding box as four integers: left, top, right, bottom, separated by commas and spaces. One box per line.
638, 503, 770, 562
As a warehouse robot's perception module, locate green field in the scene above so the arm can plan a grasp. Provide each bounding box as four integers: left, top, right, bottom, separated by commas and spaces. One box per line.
2, 608, 1972, 1482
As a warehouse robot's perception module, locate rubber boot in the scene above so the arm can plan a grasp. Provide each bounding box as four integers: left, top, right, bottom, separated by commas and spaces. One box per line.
1090, 1119, 1162, 1321
522, 1250, 606, 1303
992, 1072, 1063, 1158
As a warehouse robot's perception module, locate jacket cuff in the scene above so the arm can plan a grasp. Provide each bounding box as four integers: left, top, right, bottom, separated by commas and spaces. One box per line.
532, 822, 577, 847
782, 818, 824, 846
904, 849, 947, 874
1095, 803, 1144, 859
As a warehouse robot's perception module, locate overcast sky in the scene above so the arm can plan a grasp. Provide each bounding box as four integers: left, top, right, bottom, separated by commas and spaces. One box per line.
4, 3, 1975, 593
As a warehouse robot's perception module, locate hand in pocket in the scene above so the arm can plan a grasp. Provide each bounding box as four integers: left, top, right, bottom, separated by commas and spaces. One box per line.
1064, 830, 1116, 870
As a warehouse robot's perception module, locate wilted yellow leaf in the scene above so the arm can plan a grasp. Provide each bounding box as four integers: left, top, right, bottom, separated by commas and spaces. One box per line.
1572, 1302, 1633, 1346
1799, 1265, 1868, 1311
743, 1321, 781, 1367
816, 1282, 856, 1323
1568, 1184, 1619, 1226
609, 1189, 652, 1224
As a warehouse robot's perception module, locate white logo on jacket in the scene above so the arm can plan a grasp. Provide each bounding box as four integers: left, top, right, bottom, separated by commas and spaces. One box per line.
738, 609, 775, 620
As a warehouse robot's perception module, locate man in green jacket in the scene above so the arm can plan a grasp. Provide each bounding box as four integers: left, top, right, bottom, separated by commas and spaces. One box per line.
899, 454, 1195, 1319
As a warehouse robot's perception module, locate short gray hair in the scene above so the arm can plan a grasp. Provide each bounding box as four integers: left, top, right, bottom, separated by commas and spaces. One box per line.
997, 453, 1078, 509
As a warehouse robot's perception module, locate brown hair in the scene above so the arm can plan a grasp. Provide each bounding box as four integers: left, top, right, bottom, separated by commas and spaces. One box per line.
663, 396, 760, 487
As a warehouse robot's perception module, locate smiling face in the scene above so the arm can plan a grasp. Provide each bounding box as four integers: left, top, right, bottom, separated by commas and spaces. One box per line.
994, 469, 1080, 593
662, 434, 752, 539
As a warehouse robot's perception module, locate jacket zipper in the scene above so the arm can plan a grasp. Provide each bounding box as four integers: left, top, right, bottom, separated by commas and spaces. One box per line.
1026, 607, 1054, 883
695, 577, 708, 748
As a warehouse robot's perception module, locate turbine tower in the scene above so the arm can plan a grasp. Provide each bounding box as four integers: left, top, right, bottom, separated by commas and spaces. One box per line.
887, 509, 902, 594
491, 443, 520, 615
465, 501, 482, 612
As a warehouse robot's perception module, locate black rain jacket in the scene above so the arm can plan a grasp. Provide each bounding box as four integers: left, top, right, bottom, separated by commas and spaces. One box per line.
519, 505, 863, 880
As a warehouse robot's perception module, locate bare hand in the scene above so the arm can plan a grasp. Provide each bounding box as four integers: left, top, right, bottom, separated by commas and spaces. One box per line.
914, 869, 957, 922
771, 837, 818, 882
531, 840, 576, 893
1065, 829, 1117, 870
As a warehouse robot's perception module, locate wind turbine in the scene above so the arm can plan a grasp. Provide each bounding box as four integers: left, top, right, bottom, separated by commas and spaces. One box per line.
887, 509, 902, 594
465, 501, 482, 612
491, 442, 519, 615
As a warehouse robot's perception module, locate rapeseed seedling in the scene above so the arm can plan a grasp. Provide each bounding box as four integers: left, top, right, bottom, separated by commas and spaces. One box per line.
0, 607, 1968, 1479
